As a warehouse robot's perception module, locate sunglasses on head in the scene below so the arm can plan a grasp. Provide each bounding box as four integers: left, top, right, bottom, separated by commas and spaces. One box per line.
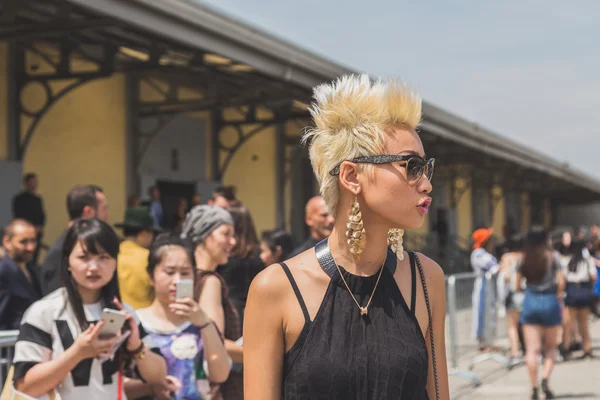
329, 154, 435, 185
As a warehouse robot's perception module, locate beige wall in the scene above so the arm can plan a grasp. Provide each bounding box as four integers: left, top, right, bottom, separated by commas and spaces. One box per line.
221, 109, 277, 235
543, 198, 552, 228
456, 178, 473, 240
22, 74, 127, 248
10, 46, 127, 249
492, 186, 506, 239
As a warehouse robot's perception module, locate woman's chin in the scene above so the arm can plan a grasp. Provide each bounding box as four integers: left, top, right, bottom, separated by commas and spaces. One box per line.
391, 217, 424, 231
78, 279, 110, 292
218, 255, 229, 265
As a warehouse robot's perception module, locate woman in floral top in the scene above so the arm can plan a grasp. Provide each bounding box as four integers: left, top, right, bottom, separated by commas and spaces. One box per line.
128, 234, 231, 400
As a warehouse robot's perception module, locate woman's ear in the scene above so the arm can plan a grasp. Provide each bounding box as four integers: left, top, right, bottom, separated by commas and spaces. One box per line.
338, 162, 361, 196
275, 245, 283, 259
147, 271, 156, 287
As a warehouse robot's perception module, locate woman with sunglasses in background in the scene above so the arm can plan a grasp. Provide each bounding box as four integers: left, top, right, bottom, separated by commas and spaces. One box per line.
10, 219, 166, 400
244, 75, 448, 400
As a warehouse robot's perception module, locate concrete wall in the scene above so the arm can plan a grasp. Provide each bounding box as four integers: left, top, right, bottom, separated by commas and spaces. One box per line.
139, 115, 207, 184
556, 203, 600, 228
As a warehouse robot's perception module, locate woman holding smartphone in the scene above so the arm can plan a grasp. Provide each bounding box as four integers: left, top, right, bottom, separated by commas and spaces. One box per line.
131, 234, 231, 400
11, 218, 167, 400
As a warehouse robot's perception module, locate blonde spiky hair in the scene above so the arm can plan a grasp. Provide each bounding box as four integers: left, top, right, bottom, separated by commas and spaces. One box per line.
303, 74, 422, 216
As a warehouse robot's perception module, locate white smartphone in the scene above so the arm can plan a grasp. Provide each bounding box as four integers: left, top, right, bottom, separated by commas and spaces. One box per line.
98, 308, 127, 338
108, 331, 131, 361
176, 279, 194, 299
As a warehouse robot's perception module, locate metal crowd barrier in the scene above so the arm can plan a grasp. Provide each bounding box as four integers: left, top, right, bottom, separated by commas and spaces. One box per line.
446, 271, 510, 388
0, 330, 18, 386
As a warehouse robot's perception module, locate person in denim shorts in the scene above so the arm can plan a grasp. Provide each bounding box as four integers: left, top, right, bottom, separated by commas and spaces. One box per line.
517, 227, 566, 400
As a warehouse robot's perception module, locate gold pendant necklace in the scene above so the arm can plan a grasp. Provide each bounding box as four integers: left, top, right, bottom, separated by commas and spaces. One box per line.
335, 256, 386, 316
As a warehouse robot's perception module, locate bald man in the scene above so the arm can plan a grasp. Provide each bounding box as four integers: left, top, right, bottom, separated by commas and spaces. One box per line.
289, 196, 335, 257
0, 219, 42, 330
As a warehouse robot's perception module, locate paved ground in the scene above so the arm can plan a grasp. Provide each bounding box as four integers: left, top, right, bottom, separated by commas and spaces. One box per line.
450, 318, 600, 399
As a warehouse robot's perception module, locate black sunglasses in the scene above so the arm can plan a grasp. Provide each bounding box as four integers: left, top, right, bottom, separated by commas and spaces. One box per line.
329, 154, 435, 185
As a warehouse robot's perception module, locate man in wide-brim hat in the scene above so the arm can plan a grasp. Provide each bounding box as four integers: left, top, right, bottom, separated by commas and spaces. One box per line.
115, 206, 162, 309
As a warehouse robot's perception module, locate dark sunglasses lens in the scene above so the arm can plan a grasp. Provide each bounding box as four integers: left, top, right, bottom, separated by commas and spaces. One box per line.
406, 158, 425, 183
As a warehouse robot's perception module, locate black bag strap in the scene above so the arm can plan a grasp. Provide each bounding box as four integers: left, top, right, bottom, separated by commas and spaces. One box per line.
314, 239, 397, 280
315, 239, 338, 279
409, 251, 439, 400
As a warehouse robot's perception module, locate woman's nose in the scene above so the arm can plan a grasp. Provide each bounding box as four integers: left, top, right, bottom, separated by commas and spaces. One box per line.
419, 175, 433, 194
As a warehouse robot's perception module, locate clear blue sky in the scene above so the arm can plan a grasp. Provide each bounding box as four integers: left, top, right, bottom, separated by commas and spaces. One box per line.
198, 0, 600, 177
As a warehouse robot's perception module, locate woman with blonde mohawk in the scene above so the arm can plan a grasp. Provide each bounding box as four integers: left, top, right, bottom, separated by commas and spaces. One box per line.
244, 74, 449, 400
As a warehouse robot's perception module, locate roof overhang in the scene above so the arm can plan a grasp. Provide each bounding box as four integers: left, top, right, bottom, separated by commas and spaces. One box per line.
66, 0, 353, 89
4, 0, 600, 201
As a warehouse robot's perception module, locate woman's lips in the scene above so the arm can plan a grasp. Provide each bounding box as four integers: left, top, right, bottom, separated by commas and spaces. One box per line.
417, 198, 432, 214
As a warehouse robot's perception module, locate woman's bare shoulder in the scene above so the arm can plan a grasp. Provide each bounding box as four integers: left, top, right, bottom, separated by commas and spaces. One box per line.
249, 262, 290, 298
414, 252, 446, 289
250, 252, 328, 299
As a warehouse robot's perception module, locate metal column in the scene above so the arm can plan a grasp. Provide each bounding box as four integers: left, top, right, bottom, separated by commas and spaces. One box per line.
6, 41, 22, 161
125, 74, 141, 196
210, 110, 221, 181
275, 122, 286, 229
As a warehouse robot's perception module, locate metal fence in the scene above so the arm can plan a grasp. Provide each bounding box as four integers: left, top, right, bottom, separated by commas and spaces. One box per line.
0, 330, 18, 387
446, 271, 511, 388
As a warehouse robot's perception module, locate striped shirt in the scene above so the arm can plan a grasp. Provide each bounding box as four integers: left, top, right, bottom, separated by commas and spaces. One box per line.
12, 288, 159, 400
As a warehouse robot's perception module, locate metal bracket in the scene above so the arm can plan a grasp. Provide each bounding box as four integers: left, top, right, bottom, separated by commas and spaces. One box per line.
10, 40, 115, 160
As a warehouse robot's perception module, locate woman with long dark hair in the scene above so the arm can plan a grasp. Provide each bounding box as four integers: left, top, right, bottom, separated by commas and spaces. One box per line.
561, 239, 597, 359
259, 229, 294, 266
217, 204, 264, 325
11, 218, 166, 400
518, 227, 565, 400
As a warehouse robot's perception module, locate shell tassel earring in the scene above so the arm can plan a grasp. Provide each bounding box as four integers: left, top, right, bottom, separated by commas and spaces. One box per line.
346, 197, 366, 260
388, 228, 405, 261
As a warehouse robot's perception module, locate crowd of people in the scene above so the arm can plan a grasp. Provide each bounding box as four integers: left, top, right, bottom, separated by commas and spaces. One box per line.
0, 175, 339, 399
470, 225, 599, 399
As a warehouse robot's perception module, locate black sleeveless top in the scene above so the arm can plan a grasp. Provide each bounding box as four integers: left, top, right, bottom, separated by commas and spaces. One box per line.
280, 244, 430, 399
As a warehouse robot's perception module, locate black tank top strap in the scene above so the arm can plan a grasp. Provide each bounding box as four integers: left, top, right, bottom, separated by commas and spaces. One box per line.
408, 251, 418, 313
279, 262, 310, 323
